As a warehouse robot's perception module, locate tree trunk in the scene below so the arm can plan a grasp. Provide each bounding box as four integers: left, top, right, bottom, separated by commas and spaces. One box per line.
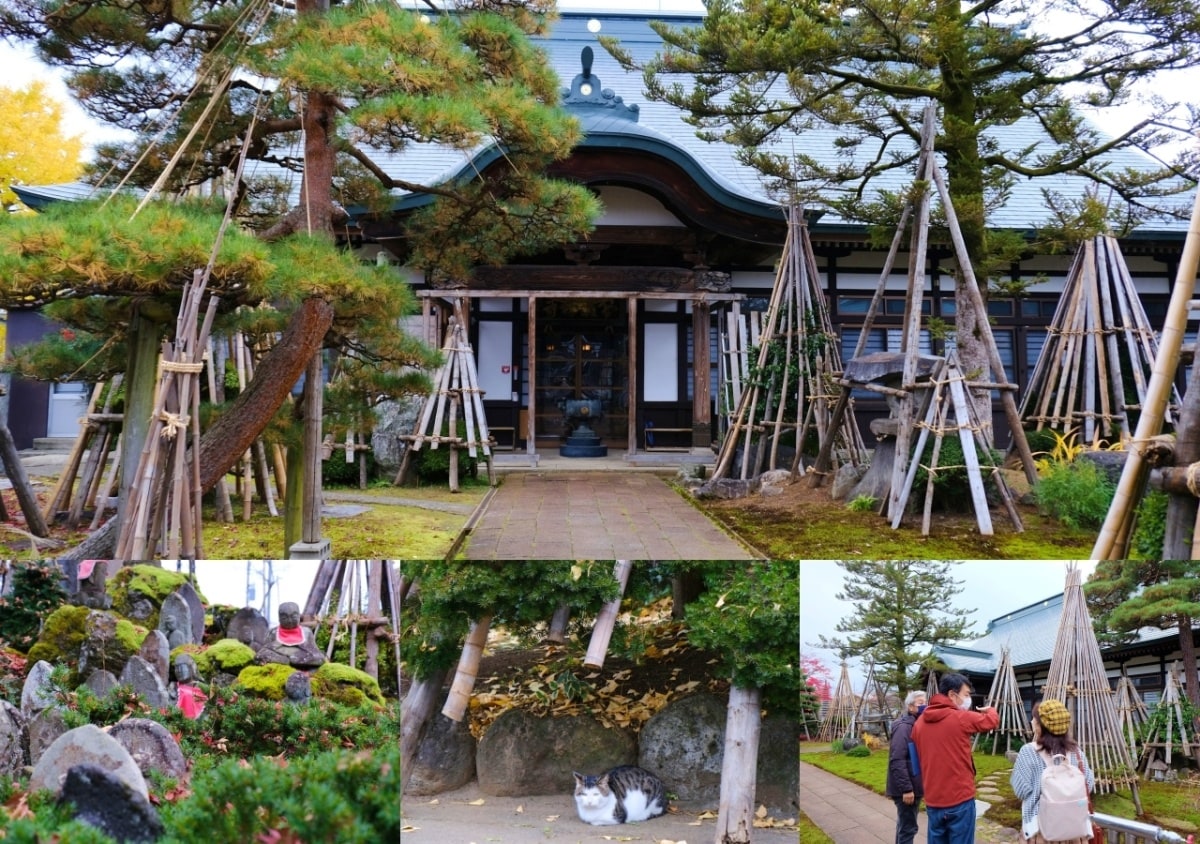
117, 309, 164, 538
399, 668, 448, 794
283, 437, 304, 558
584, 561, 633, 669
1180, 615, 1200, 708
196, 297, 334, 492
442, 613, 493, 722
1163, 355, 1200, 558
671, 570, 704, 619
714, 684, 762, 844
0, 423, 50, 537
546, 603, 571, 643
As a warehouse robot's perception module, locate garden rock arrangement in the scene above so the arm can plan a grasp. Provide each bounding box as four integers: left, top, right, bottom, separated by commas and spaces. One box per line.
412, 692, 801, 813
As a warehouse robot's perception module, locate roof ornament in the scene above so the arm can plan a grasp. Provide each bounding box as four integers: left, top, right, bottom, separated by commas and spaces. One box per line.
561, 46, 639, 122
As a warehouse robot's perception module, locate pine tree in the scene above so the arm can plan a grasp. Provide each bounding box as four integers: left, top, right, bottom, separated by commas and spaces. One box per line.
817, 561, 974, 697
1085, 561, 1200, 706
602, 0, 1200, 420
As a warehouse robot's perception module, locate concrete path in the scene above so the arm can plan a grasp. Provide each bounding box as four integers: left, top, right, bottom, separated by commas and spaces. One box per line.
464, 471, 757, 560
801, 762, 1018, 844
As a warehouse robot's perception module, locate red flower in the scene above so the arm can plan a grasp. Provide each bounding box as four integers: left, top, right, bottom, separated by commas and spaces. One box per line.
60, 328, 77, 341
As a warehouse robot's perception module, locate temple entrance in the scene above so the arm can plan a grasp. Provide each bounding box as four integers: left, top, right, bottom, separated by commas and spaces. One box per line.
533, 298, 629, 445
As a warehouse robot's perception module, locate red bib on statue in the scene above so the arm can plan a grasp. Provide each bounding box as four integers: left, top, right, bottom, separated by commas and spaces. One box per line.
276, 626, 306, 645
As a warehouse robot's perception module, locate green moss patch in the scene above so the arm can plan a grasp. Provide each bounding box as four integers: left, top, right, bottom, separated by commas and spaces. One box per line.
108, 565, 207, 628
195, 639, 257, 676
237, 663, 297, 700
116, 619, 149, 653
312, 662, 385, 707
26, 605, 91, 670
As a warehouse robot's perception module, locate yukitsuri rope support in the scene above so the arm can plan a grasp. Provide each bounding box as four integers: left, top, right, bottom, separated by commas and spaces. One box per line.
817, 660, 857, 743
1042, 564, 1142, 809
973, 646, 1031, 755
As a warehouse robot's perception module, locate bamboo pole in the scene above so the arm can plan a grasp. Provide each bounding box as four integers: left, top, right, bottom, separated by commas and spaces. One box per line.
442, 612, 494, 722
584, 561, 633, 669
1092, 181, 1200, 559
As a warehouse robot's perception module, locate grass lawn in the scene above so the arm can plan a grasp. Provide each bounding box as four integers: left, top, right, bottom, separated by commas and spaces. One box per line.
800, 811, 833, 843
803, 748, 1014, 797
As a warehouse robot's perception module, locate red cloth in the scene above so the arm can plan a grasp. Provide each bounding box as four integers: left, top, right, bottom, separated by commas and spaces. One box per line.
79, 560, 98, 580
910, 693, 999, 807
276, 626, 306, 646
177, 684, 207, 719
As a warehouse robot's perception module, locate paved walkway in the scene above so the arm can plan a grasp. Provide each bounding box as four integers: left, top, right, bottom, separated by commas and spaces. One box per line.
463, 471, 757, 559
801, 762, 1018, 844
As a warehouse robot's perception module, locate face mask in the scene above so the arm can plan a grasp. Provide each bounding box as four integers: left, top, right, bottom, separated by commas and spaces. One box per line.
916, 704, 927, 716
958, 695, 973, 710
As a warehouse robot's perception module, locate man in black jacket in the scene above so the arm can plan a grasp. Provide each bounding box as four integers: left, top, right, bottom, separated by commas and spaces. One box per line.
886, 690, 926, 844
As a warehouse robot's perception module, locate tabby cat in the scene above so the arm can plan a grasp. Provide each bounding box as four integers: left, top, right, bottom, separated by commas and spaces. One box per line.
572, 765, 667, 825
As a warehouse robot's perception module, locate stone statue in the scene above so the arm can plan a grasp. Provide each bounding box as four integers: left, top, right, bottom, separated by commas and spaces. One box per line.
158, 593, 194, 650
254, 602, 325, 670
172, 654, 207, 720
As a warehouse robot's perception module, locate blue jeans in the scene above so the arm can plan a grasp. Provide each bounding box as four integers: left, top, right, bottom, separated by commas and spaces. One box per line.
926, 798, 976, 844
892, 796, 921, 844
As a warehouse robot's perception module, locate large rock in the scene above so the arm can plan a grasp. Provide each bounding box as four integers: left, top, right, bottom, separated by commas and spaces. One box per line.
639, 694, 726, 804
30, 724, 149, 800
756, 716, 801, 813
108, 719, 188, 782
59, 763, 164, 844
158, 592, 195, 650
78, 611, 138, 680
405, 714, 477, 796
137, 630, 170, 685
477, 710, 635, 797
21, 660, 57, 717
28, 707, 69, 766
175, 583, 206, 645
120, 656, 171, 710
372, 396, 424, 473
0, 700, 27, 779
83, 669, 121, 700
226, 608, 270, 652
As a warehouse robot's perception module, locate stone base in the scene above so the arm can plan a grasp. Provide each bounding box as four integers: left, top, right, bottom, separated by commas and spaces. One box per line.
560, 430, 607, 458
288, 538, 332, 560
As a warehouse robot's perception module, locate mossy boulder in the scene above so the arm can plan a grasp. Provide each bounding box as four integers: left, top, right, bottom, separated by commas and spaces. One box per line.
194, 640, 256, 677
312, 662, 385, 707
25, 605, 91, 671
236, 664, 297, 700
109, 566, 207, 629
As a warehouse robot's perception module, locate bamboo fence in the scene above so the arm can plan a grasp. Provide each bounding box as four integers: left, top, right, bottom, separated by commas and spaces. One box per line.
1017, 236, 1176, 447
974, 646, 1031, 755
712, 204, 865, 481
817, 661, 857, 742
1041, 564, 1141, 807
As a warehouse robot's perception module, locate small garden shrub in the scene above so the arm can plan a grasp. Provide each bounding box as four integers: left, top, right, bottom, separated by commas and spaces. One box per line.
831, 739, 845, 753
1132, 489, 1169, 559
0, 562, 66, 652
1035, 459, 1115, 529
845, 743, 872, 757
414, 420, 478, 483
913, 436, 1003, 512
322, 449, 379, 486
847, 494, 877, 513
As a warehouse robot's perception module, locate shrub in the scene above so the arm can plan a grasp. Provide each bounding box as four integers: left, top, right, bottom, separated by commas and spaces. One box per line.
0, 562, 66, 652
831, 739, 845, 753
414, 420, 478, 483
912, 436, 1003, 512
322, 449, 379, 487
1035, 459, 1115, 529
847, 494, 877, 513
1132, 489, 1169, 559
846, 744, 872, 757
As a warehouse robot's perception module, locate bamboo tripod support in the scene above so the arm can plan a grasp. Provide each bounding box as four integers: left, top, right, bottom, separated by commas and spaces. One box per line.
890, 353, 1023, 536
973, 646, 1031, 755
115, 269, 219, 560
1138, 662, 1194, 772
817, 660, 857, 742
1042, 564, 1142, 808
301, 559, 402, 695
395, 300, 496, 491
1114, 673, 1149, 760
850, 658, 895, 739
1017, 235, 1176, 446
712, 206, 865, 481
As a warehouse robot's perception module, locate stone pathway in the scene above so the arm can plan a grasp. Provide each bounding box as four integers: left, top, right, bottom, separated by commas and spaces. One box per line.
463, 472, 757, 560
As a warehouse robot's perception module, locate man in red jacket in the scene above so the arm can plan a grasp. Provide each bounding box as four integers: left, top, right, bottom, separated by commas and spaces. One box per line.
911, 673, 999, 844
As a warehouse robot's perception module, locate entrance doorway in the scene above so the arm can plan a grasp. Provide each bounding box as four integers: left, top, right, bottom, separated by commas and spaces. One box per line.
534, 299, 629, 445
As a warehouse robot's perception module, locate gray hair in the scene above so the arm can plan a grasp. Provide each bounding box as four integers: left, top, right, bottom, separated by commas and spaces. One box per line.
904, 690, 927, 708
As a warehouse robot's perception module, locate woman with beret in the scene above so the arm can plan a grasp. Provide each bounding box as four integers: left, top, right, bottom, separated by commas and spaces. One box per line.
1010, 699, 1095, 844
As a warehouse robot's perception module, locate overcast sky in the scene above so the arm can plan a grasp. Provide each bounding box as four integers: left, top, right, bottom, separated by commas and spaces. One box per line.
178, 561, 321, 624
800, 561, 1098, 690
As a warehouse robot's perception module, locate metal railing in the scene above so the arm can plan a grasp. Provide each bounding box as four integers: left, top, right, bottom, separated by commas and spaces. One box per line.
1091, 812, 1194, 844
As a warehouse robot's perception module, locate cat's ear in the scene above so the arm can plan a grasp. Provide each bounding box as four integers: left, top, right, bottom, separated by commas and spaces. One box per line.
573, 772, 584, 784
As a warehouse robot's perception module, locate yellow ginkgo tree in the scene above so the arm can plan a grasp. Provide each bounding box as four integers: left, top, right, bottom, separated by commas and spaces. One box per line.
0, 80, 82, 210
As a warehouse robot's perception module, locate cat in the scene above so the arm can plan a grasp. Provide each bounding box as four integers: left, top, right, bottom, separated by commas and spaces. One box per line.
572, 765, 667, 826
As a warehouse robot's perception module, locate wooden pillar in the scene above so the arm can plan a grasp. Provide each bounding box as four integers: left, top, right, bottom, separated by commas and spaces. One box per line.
692, 299, 712, 450
627, 296, 638, 455
421, 296, 433, 347
526, 296, 537, 460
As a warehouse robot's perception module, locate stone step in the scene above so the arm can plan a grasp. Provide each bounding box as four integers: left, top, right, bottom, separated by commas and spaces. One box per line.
32, 437, 76, 452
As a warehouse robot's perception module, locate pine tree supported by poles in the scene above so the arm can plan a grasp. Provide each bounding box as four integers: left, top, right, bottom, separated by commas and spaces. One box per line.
817, 661, 858, 742
1042, 564, 1141, 809
1137, 662, 1194, 775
